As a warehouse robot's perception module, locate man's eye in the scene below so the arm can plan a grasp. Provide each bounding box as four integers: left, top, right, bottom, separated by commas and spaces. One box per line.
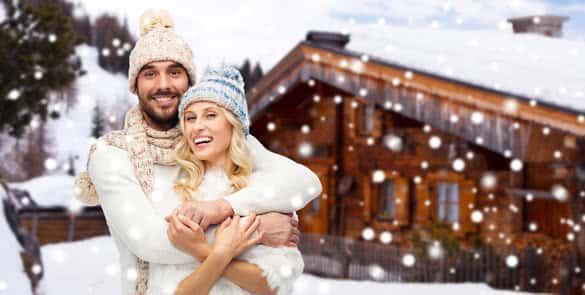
143, 71, 155, 78
170, 70, 180, 76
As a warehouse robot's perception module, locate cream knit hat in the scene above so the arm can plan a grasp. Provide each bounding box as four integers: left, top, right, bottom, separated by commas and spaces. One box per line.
128, 9, 196, 94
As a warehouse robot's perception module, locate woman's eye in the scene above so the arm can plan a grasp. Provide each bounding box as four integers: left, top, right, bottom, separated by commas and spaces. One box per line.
186, 116, 196, 121
206, 113, 217, 119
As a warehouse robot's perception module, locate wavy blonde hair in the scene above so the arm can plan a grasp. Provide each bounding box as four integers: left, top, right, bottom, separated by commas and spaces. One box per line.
173, 105, 253, 202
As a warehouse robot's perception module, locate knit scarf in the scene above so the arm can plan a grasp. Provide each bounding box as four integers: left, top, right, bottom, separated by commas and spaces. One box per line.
74, 105, 181, 294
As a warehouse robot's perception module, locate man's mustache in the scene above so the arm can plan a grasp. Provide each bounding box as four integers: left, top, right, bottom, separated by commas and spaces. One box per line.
149, 91, 180, 98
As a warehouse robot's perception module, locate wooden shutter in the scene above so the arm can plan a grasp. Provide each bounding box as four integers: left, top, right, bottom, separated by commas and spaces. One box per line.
395, 177, 409, 226
363, 175, 373, 222
414, 179, 430, 225
372, 107, 383, 138
459, 179, 476, 233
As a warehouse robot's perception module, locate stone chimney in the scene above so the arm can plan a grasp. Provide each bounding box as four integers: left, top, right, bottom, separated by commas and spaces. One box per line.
306, 31, 350, 49
507, 15, 569, 38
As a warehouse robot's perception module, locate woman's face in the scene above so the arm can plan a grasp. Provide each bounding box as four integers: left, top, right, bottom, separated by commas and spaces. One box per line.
183, 101, 233, 168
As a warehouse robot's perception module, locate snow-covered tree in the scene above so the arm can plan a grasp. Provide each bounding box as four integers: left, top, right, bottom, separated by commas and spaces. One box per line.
0, 0, 82, 137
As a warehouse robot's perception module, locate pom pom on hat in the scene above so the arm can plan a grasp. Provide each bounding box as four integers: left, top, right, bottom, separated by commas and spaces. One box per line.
139, 9, 174, 37
128, 9, 196, 94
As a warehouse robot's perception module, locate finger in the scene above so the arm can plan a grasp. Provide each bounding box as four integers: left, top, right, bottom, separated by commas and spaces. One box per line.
289, 233, 300, 245
291, 217, 299, 227
248, 230, 263, 246
192, 212, 203, 226
200, 217, 210, 232
243, 218, 260, 240
229, 215, 240, 229
171, 212, 188, 233
219, 217, 232, 231
241, 213, 256, 230
291, 227, 301, 238
164, 215, 171, 223
178, 214, 201, 232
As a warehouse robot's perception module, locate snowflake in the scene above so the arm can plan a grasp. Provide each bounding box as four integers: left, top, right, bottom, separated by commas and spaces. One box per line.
368, 264, 385, 280
402, 254, 416, 267
452, 158, 465, 172
361, 227, 375, 241
429, 136, 442, 149
298, 143, 313, 157
7, 89, 20, 100
379, 231, 392, 244
505, 255, 519, 268
471, 210, 483, 223
510, 159, 523, 172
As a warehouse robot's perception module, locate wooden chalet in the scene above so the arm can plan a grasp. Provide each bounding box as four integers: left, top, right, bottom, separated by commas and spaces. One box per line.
247, 31, 585, 283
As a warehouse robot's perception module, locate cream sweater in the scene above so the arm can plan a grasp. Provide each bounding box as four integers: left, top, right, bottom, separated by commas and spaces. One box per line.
88, 135, 320, 294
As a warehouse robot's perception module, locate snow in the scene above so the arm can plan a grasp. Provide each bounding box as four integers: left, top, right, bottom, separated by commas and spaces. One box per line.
347, 26, 585, 113
10, 175, 76, 207
35, 235, 528, 294
46, 45, 133, 177
0, 187, 36, 294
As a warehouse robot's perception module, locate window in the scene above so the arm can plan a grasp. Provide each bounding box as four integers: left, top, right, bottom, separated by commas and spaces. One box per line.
377, 180, 396, 220
361, 104, 375, 135
436, 181, 459, 223
308, 196, 321, 214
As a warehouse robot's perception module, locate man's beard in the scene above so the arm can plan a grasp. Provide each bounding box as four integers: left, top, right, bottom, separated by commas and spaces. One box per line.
139, 90, 181, 128
142, 104, 179, 127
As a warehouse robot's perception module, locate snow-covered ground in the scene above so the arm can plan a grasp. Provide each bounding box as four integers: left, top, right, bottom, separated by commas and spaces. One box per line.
1, 181, 529, 294
0, 188, 36, 294
39, 235, 527, 295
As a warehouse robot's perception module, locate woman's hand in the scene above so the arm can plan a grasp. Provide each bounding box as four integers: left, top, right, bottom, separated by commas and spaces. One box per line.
212, 214, 263, 259
166, 209, 210, 262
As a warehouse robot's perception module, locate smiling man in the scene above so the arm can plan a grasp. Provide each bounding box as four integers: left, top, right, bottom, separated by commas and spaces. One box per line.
74, 9, 321, 294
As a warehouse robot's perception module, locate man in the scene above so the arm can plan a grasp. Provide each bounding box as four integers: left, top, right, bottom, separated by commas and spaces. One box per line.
75, 9, 321, 294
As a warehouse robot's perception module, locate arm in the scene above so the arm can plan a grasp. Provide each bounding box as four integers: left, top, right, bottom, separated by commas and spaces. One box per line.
88, 143, 196, 264
224, 135, 323, 215
170, 214, 275, 295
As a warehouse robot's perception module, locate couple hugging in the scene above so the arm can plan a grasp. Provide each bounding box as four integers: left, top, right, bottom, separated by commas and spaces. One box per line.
75, 8, 322, 295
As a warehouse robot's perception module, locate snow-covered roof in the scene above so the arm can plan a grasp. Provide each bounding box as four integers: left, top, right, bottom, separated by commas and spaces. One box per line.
11, 175, 76, 207
346, 26, 585, 113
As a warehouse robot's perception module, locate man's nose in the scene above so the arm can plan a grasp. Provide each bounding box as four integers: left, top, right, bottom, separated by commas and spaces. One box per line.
157, 73, 171, 90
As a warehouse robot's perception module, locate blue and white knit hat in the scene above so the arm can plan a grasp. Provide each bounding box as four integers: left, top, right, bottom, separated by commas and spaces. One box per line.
178, 65, 250, 136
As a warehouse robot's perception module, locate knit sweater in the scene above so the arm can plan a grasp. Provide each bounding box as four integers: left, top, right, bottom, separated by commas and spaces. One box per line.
88, 135, 320, 294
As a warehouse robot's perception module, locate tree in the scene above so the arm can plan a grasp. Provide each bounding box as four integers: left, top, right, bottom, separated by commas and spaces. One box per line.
0, 0, 82, 137
238, 59, 264, 92
94, 14, 135, 75
91, 103, 105, 139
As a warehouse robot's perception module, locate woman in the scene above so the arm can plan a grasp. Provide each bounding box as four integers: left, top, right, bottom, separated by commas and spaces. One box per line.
151, 65, 304, 294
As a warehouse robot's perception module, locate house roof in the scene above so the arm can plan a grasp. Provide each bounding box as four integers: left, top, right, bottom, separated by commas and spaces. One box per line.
248, 29, 585, 143
345, 26, 584, 114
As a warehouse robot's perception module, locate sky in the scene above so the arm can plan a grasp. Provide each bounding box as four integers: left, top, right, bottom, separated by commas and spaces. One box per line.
73, 0, 585, 40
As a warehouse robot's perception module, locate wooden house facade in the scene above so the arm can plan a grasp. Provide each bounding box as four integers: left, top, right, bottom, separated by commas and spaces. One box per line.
247, 32, 585, 269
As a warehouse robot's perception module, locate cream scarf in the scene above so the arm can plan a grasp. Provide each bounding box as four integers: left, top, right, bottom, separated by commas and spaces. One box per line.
74, 105, 181, 294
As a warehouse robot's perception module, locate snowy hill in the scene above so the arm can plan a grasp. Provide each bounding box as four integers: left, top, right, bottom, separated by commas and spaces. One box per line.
46, 45, 134, 177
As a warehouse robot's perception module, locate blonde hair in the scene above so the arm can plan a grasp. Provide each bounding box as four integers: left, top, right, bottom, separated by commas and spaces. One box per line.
173, 106, 253, 202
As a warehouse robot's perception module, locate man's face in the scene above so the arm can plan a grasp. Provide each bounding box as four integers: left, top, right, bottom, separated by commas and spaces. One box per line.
135, 61, 189, 129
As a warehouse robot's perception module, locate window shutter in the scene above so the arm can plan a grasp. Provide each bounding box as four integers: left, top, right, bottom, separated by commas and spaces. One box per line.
395, 177, 409, 226
459, 179, 476, 233
363, 176, 373, 222
415, 179, 430, 225
372, 107, 383, 138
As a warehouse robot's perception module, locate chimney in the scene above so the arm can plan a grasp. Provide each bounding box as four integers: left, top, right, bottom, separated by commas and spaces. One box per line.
306, 31, 350, 49
507, 15, 569, 38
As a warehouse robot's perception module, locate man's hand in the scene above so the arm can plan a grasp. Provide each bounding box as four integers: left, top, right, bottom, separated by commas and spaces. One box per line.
257, 212, 300, 247
173, 199, 234, 231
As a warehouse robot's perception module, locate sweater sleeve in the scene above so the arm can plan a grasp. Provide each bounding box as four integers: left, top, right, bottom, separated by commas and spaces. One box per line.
88, 143, 196, 265
238, 245, 304, 295
224, 135, 323, 215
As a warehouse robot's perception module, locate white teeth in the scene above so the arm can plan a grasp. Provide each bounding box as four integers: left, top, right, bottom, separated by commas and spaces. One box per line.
195, 137, 212, 144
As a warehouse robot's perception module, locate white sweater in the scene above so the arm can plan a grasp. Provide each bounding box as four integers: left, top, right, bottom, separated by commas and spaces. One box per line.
89, 135, 320, 295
